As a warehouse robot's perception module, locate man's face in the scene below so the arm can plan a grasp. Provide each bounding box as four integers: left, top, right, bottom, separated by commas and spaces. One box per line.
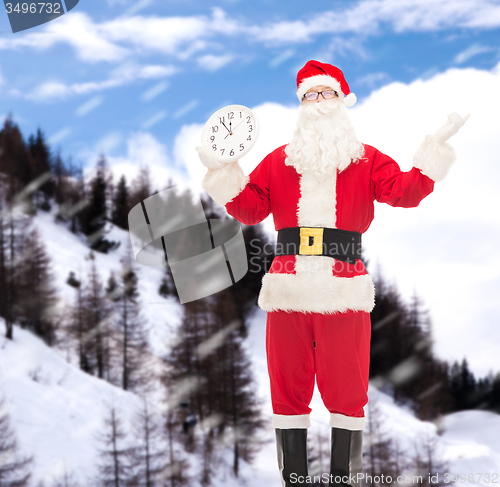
303, 85, 339, 103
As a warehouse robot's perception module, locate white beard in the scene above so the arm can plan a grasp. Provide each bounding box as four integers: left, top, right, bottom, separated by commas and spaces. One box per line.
284, 99, 364, 177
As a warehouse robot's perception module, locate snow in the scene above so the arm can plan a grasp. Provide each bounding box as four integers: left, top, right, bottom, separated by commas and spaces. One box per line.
1, 211, 500, 486
0, 323, 144, 484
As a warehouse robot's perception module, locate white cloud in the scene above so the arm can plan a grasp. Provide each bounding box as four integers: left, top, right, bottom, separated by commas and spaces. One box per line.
81, 131, 185, 194
27, 63, 176, 102
355, 72, 391, 89
95, 131, 123, 154
0, 13, 130, 62
75, 95, 104, 117
141, 81, 169, 102
172, 100, 200, 120
454, 43, 493, 64
248, 0, 500, 43
48, 127, 72, 145
269, 49, 295, 68
141, 110, 167, 129
171, 62, 500, 376
1, 2, 499, 66
197, 54, 234, 72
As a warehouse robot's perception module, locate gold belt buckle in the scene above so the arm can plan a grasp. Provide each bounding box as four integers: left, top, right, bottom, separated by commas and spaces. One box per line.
299, 227, 324, 255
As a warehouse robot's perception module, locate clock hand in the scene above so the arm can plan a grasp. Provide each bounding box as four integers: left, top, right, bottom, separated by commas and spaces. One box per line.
225, 119, 246, 137
220, 121, 231, 133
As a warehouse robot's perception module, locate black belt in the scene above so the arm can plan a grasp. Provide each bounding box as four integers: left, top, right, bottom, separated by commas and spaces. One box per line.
276, 227, 362, 264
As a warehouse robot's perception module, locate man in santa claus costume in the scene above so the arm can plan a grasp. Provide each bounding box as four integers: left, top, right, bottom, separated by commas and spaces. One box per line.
196, 60, 468, 486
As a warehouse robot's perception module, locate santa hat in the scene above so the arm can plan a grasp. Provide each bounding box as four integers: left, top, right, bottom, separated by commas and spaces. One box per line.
296, 60, 357, 107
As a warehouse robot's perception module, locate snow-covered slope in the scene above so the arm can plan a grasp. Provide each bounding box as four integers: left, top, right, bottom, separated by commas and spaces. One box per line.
1, 211, 500, 486
0, 324, 143, 484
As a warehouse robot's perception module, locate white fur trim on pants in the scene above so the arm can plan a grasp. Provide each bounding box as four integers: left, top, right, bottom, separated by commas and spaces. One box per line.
258, 272, 375, 314
329, 413, 366, 431
201, 160, 249, 206
272, 414, 311, 429
413, 134, 456, 182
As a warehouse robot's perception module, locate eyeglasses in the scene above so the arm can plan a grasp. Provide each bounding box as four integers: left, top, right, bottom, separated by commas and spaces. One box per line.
303, 90, 338, 101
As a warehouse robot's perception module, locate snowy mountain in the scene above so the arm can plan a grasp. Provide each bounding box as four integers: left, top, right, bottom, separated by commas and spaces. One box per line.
1, 210, 500, 486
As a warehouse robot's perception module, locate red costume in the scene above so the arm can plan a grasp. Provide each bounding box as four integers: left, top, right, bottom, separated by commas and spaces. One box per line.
198, 60, 465, 486
213, 143, 435, 429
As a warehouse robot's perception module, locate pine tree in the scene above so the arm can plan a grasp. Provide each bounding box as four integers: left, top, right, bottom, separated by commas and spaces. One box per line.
66, 271, 94, 373
370, 268, 453, 419
1, 211, 30, 340
81, 253, 114, 379
0, 198, 10, 339
54, 156, 86, 234
0, 395, 33, 486
449, 358, 477, 411
209, 291, 264, 476
93, 404, 135, 487
411, 431, 448, 487
27, 127, 53, 208
0, 114, 32, 203
112, 175, 130, 230
112, 260, 152, 393
129, 165, 151, 210
163, 409, 189, 487
15, 225, 58, 345
162, 291, 263, 479
128, 398, 170, 487
49, 466, 81, 487
363, 392, 398, 486
79, 156, 117, 253
489, 372, 500, 412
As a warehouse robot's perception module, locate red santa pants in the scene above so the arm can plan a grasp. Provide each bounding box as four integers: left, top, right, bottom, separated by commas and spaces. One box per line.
266, 309, 371, 431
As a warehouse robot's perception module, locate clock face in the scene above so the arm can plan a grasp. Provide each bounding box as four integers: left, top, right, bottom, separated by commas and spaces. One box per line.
201, 105, 259, 163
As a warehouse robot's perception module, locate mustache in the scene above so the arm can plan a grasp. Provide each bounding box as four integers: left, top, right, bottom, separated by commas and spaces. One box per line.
300, 99, 342, 117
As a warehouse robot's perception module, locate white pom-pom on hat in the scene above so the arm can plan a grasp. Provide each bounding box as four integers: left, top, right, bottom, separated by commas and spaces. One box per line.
344, 93, 357, 107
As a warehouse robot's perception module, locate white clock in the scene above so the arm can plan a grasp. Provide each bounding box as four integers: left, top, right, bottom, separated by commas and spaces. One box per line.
201, 105, 259, 163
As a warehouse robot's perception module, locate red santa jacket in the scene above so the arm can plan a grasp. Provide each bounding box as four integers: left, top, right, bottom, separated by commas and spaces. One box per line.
202, 140, 454, 314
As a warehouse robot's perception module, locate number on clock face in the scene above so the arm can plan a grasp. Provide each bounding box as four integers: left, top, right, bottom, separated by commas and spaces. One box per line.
201, 105, 259, 163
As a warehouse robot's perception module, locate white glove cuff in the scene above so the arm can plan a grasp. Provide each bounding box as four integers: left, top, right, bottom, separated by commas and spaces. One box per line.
413, 135, 456, 182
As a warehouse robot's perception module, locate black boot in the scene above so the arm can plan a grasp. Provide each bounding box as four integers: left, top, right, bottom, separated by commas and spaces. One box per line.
275, 428, 310, 487
329, 428, 363, 487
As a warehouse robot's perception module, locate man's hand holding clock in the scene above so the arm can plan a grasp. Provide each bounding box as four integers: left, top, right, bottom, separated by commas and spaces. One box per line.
196, 105, 259, 169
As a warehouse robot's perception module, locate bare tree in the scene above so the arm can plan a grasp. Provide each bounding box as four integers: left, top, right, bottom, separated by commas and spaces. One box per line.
48, 466, 81, 487
363, 392, 398, 486
81, 253, 114, 380
15, 225, 58, 345
128, 398, 170, 487
412, 431, 448, 487
109, 259, 152, 394
0, 395, 33, 487
93, 403, 135, 487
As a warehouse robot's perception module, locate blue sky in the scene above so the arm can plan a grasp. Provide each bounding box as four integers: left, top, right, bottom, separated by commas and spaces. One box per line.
0, 0, 499, 170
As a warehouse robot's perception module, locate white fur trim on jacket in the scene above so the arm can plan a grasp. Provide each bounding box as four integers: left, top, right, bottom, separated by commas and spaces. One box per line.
201, 160, 249, 206
329, 413, 366, 431
413, 134, 456, 182
258, 271, 375, 314
272, 413, 311, 429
